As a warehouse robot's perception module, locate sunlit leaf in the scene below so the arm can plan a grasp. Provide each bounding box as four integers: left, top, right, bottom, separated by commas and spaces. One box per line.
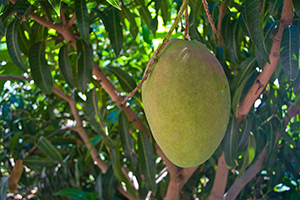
118, 111, 137, 169
223, 117, 239, 168
138, 132, 157, 193
121, 5, 138, 39
106, 0, 121, 10
37, 136, 63, 164
75, 0, 90, 43
6, 19, 27, 71
55, 188, 91, 200
280, 25, 299, 80
48, 0, 61, 17
59, 44, 74, 88
28, 41, 53, 94
107, 66, 136, 93
76, 39, 93, 92
244, 0, 269, 63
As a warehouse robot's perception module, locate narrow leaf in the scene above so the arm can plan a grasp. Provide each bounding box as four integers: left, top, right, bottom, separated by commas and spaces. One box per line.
138, 132, 157, 193
0, 18, 5, 39
102, 167, 118, 200
6, 19, 26, 71
269, 0, 283, 16
59, 44, 74, 88
37, 136, 63, 164
48, 0, 61, 17
55, 188, 91, 200
135, 0, 155, 33
9, 131, 22, 152
76, 39, 93, 92
106, 0, 121, 10
17, 22, 30, 56
237, 118, 252, 152
244, 0, 269, 63
280, 25, 299, 80
23, 155, 55, 167
228, 20, 240, 63
121, 5, 138, 39
107, 66, 136, 92
9, 160, 23, 192
294, 0, 300, 17
29, 41, 53, 94
247, 132, 256, 165
223, 117, 239, 168
111, 141, 136, 197
75, 0, 90, 42
0, 176, 9, 200
118, 111, 137, 169
160, 0, 169, 25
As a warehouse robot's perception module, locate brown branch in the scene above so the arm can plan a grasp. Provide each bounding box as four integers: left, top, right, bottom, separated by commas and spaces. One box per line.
184, 5, 191, 40
202, 0, 217, 33
68, 12, 76, 27
0, 75, 31, 81
210, 0, 294, 199
60, 5, 67, 25
217, 1, 227, 46
52, 87, 109, 173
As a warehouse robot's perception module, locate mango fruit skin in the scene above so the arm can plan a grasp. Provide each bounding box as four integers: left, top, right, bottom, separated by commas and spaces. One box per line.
142, 39, 230, 168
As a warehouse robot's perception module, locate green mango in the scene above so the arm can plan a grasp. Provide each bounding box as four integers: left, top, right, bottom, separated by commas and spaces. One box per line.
142, 39, 231, 168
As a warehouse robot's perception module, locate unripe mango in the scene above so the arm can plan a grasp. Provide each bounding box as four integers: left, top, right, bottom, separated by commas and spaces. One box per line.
142, 39, 230, 168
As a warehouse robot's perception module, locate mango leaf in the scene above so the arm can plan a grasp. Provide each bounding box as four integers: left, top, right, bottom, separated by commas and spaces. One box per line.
23, 155, 55, 167
160, 0, 170, 25
269, 0, 283, 16
118, 111, 137, 169
29, 41, 53, 94
12, 0, 31, 21
223, 117, 239, 168
59, 44, 74, 88
189, 0, 202, 25
9, 131, 22, 152
0, 176, 9, 200
293, 71, 300, 95
107, 66, 136, 93
138, 132, 157, 193
37, 136, 63, 164
0, 0, 8, 13
237, 118, 252, 152
48, 0, 61, 17
76, 39, 93, 92
221, 13, 233, 45
111, 141, 137, 198
238, 132, 256, 177
106, 0, 121, 10
6, 19, 27, 71
121, 5, 138, 39
17, 22, 30, 56
0, 18, 5, 39
134, 0, 155, 33
75, 0, 90, 43
244, 0, 269, 63
102, 167, 118, 200
30, 22, 48, 43
55, 188, 92, 200
227, 19, 240, 63
280, 25, 299, 80
294, 0, 300, 17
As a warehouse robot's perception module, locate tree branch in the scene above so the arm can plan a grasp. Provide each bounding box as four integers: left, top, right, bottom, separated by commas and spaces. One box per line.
0, 75, 31, 81
217, 1, 227, 46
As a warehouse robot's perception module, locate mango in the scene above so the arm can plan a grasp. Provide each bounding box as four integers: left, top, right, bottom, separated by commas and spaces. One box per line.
142, 39, 230, 168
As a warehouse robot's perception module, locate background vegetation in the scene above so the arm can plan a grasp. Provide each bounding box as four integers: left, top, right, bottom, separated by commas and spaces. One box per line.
1, 0, 300, 199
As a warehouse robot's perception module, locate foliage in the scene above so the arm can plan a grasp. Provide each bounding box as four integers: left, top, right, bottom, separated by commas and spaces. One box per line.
0, 0, 300, 199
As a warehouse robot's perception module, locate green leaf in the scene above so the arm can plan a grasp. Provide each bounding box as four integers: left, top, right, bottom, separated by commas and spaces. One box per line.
0, 176, 9, 200
17, 22, 30, 56
9, 131, 22, 152
121, 5, 138, 39
269, 0, 283, 16
228, 19, 240, 63
223, 117, 239, 168
107, 66, 136, 93
221, 13, 233, 46
0, 0, 8, 13
118, 111, 137, 169
37, 136, 63, 164
75, 0, 90, 43
23, 155, 56, 167
6, 19, 27, 71
294, 0, 300, 17
28, 41, 53, 94
111, 141, 136, 198
102, 167, 118, 200
238, 132, 256, 177
237, 118, 252, 152
76, 39, 93, 92
59, 44, 74, 88
48, 0, 61, 17
160, 0, 170, 25
138, 132, 157, 193
86, 89, 115, 146
293, 71, 300, 95
30, 22, 48, 43
55, 188, 91, 200
134, 0, 155, 33
244, 0, 269, 63
0, 18, 5, 39
12, 0, 31, 21
106, 0, 121, 10
280, 25, 299, 80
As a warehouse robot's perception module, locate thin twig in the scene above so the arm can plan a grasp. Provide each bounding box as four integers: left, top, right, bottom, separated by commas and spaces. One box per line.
202, 0, 217, 33
0, 75, 32, 80
217, 1, 227, 46
184, 5, 191, 40
121, 0, 188, 104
